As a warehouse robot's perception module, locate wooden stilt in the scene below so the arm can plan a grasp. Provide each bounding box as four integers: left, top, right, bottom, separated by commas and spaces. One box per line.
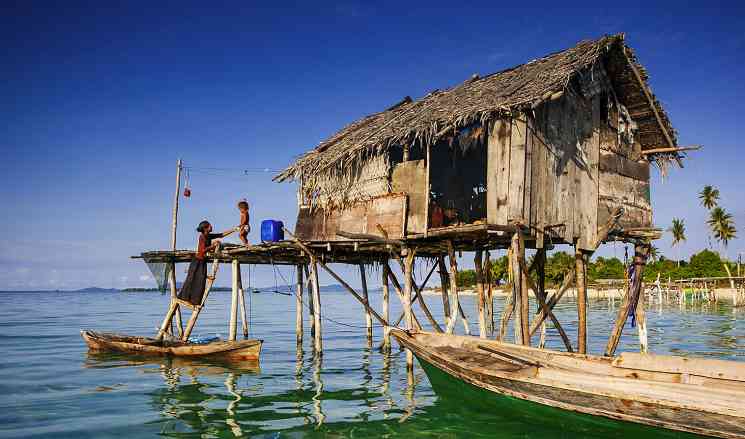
156, 301, 179, 340
386, 266, 423, 330
237, 265, 248, 338
605, 243, 649, 356
310, 258, 323, 354
296, 264, 304, 346
484, 251, 494, 335
437, 256, 451, 329
445, 241, 460, 334
575, 247, 588, 354
229, 259, 239, 341
391, 263, 442, 332
510, 232, 528, 345
359, 264, 373, 341
166, 160, 183, 338
475, 250, 486, 338
403, 249, 415, 374
181, 257, 220, 341
637, 287, 648, 354
381, 263, 391, 351
536, 249, 546, 348
304, 264, 315, 338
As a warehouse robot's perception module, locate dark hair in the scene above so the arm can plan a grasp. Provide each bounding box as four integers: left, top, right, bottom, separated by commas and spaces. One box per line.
237, 200, 249, 209
196, 220, 210, 233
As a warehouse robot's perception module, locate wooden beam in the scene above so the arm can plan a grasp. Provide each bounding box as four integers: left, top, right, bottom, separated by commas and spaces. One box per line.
622, 47, 683, 168
640, 146, 701, 155
437, 256, 451, 327
510, 232, 529, 345
237, 265, 248, 338
528, 269, 575, 336
517, 240, 573, 352
285, 228, 392, 328
386, 265, 423, 330
392, 262, 442, 332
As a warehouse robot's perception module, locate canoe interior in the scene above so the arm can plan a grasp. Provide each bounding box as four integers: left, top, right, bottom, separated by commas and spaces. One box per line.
395, 330, 745, 439
81, 330, 263, 362
419, 357, 705, 439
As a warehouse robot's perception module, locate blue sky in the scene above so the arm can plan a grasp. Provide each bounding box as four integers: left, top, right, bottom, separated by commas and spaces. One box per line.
2, 1, 744, 290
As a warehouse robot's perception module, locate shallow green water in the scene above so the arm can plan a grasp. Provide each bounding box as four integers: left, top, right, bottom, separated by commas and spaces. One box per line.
0, 288, 742, 438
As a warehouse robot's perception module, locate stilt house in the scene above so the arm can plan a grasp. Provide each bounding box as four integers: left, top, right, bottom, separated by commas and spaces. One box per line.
275, 34, 685, 251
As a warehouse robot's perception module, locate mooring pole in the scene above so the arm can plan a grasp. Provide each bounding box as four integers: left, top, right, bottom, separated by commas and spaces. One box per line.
605, 243, 649, 356
437, 256, 451, 329
168, 159, 183, 336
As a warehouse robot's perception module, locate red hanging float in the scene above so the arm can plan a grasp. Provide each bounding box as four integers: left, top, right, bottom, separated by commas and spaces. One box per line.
183, 187, 191, 198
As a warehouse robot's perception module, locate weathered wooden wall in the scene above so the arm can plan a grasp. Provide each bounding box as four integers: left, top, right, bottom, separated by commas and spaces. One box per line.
487, 83, 650, 249
391, 159, 427, 235
295, 193, 407, 241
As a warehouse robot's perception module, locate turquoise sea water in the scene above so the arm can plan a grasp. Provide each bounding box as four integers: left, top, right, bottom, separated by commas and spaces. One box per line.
0, 287, 743, 438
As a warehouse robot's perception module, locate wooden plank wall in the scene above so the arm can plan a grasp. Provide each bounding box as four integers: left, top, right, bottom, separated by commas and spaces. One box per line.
295, 193, 407, 241
391, 159, 427, 235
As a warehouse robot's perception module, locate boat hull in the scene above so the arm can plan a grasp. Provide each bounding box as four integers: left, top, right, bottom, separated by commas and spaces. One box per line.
393, 329, 745, 439
81, 330, 262, 361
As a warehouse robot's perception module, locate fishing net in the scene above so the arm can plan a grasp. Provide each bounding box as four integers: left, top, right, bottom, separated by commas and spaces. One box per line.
144, 261, 173, 293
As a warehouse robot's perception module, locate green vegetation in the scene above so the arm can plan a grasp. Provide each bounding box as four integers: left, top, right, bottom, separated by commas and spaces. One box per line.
454, 249, 737, 287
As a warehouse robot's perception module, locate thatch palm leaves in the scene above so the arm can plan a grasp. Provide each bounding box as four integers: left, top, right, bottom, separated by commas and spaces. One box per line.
668, 218, 686, 266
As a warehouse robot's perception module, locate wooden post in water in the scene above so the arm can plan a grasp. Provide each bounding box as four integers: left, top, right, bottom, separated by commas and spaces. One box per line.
359, 264, 373, 341
310, 258, 323, 354
536, 248, 547, 348
229, 259, 239, 341
381, 263, 391, 351
437, 256, 451, 329
510, 232, 529, 345
403, 249, 415, 375
475, 250, 486, 338
605, 243, 649, 356
575, 247, 588, 354
237, 265, 248, 338
295, 264, 304, 346
304, 264, 315, 338
484, 251, 494, 336
168, 265, 183, 338
445, 242, 459, 334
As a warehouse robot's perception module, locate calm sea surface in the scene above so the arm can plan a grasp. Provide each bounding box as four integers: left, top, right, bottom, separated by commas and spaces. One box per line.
0, 285, 743, 438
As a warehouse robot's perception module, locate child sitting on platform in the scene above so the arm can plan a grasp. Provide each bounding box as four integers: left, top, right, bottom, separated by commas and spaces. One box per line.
237, 199, 251, 246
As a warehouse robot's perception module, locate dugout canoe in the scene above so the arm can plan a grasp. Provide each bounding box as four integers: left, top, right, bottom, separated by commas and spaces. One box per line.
391, 329, 745, 439
81, 330, 262, 361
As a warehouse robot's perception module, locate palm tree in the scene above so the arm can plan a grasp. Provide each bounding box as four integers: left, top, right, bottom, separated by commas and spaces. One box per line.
699, 185, 720, 209
708, 207, 737, 247
647, 245, 660, 263
668, 218, 686, 266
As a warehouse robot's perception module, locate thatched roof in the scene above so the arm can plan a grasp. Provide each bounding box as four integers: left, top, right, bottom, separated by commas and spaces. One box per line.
275, 34, 679, 187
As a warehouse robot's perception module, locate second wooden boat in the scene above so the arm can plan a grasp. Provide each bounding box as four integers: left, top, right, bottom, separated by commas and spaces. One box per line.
81, 330, 262, 361
392, 329, 745, 439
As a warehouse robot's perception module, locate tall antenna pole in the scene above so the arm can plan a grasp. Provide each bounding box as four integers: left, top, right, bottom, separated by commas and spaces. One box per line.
171, 159, 182, 250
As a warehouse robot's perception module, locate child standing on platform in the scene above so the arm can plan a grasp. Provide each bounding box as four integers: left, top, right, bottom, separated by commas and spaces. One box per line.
237, 200, 251, 246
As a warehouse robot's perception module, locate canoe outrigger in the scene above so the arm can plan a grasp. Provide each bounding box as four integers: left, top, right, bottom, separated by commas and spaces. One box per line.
392, 329, 745, 439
